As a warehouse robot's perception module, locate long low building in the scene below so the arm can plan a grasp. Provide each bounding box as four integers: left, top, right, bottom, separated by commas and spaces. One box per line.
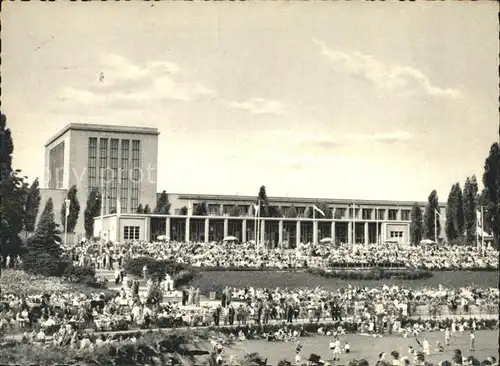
94, 194, 447, 247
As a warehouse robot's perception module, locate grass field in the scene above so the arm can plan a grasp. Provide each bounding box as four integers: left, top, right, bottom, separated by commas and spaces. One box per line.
191, 271, 499, 292
227, 330, 500, 365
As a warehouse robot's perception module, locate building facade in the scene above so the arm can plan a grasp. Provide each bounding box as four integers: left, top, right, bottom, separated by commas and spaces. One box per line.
44, 123, 159, 234
96, 193, 446, 246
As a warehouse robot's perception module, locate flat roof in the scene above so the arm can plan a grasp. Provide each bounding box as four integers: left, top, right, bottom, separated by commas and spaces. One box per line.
45, 123, 160, 147
167, 193, 446, 208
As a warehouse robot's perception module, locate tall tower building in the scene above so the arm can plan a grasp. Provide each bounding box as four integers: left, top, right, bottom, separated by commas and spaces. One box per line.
43, 123, 159, 234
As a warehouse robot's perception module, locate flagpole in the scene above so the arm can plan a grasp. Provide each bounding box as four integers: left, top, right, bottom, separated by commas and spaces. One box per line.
476, 210, 479, 250
257, 199, 260, 252
480, 206, 484, 249
313, 206, 316, 244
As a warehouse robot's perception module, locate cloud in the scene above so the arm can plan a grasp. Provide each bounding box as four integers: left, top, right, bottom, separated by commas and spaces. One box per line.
226, 98, 287, 116
345, 130, 412, 143
57, 54, 216, 111
276, 130, 412, 150
313, 39, 461, 99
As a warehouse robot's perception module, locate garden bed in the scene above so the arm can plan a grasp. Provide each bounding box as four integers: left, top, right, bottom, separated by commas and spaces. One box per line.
0, 269, 116, 299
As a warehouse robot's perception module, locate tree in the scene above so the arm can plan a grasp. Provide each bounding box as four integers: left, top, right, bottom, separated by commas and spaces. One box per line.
445, 184, 458, 242
0, 113, 28, 256
84, 187, 102, 239
60, 185, 81, 233
463, 176, 479, 244
24, 178, 41, 233
229, 205, 242, 217
409, 202, 423, 245
26, 198, 62, 257
154, 190, 171, 214
423, 190, 441, 240
257, 185, 270, 217
480, 142, 500, 248
268, 206, 282, 218
193, 201, 208, 216
179, 206, 188, 215
144, 204, 151, 214
136, 204, 144, 214
285, 205, 298, 218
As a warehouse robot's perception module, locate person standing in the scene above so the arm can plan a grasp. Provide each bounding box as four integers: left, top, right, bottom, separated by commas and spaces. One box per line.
423, 338, 430, 356
445, 328, 451, 346
469, 330, 475, 351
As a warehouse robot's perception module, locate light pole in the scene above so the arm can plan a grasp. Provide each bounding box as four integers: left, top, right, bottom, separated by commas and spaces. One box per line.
64, 198, 71, 247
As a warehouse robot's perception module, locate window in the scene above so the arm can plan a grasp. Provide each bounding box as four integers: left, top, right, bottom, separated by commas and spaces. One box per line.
131, 140, 140, 212
88, 138, 97, 191
349, 208, 360, 219
334, 208, 346, 219
124, 226, 140, 240
109, 139, 119, 213
99, 138, 109, 213
121, 140, 129, 213
390, 231, 403, 238
49, 141, 65, 189
362, 209, 372, 220
388, 209, 398, 221
401, 210, 410, 221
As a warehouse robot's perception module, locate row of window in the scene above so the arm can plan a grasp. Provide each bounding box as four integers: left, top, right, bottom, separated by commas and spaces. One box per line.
389, 231, 404, 238
176, 206, 411, 220
88, 138, 140, 214
124, 226, 140, 240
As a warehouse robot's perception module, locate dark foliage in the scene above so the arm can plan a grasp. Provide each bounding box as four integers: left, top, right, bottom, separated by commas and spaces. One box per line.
84, 187, 102, 239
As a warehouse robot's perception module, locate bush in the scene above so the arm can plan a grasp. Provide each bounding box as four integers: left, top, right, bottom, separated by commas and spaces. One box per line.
173, 269, 198, 288
306, 267, 433, 280
124, 257, 189, 280
21, 252, 70, 277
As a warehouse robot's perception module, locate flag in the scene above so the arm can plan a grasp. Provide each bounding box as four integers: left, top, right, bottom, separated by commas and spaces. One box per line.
253, 204, 260, 216
476, 210, 482, 228
313, 205, 325, 217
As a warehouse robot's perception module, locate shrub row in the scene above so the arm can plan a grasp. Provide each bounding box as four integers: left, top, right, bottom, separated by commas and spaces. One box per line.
123, 257, 190, 279
306, 267, 434, 280
21, 254, 106, 289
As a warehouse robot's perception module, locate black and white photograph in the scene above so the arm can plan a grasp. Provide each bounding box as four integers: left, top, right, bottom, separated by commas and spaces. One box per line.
1, 1, 499, 365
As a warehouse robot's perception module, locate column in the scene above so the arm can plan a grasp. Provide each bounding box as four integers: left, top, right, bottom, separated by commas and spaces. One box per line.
204, 218, 209, 243
144, 217, 151, 242
278, 220, 283, 247
185, 217, 190, 242
331, 221, 336, 242
220, 204, 224, 216
223, 218, 228, 238
166, 217, 171, 241
364, 222, 369, 245
348, 221, 353, 244
260, 219, 266, 244
296, 220, 301, 247
242, 219, 247, 243
313, 220, 318, 244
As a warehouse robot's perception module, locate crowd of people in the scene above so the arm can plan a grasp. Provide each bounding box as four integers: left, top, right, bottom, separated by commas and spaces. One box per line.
56, 240, 499, 272
1, 278, 498, 339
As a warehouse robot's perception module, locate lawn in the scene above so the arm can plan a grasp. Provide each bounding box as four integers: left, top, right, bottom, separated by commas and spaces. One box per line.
228, 330, 500, 365
191, 271, 500, 293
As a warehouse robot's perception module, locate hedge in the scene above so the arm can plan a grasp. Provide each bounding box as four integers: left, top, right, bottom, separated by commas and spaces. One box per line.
123, 257, 189, 280
305, 267, 434, 280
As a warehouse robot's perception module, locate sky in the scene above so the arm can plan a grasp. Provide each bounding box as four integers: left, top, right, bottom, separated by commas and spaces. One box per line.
2, 1, 498, 202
